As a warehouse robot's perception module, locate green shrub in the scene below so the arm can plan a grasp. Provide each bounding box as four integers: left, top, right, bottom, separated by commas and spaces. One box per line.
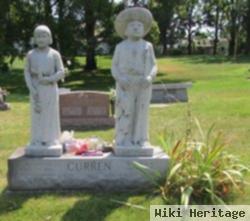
134, 120, 249, 205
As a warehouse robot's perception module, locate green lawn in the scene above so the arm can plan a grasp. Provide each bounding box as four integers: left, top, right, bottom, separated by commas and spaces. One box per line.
0, 55, 250, 221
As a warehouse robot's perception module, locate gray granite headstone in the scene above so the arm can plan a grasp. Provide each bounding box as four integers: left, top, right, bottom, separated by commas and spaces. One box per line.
8, 148, 169, 191
0, 88, 10, 111
151, 82, 192, 104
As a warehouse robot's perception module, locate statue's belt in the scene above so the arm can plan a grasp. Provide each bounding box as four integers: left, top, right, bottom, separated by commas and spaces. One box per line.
42, 73, 51, 77
30, 73, 51, 77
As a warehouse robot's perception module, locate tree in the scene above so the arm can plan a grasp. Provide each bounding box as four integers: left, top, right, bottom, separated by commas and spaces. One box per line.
0, 0, 39, 70
176, 0, 201, 55
145, 20, 160, 46
227, 0, 247, 57
243, 0, 250, 54
0, 0, 11, 70
203, 0, 229, 55
151, 0, 178, 55
73, 0, 114, 71
83, 1, 97, 70
55, 0, 82, 58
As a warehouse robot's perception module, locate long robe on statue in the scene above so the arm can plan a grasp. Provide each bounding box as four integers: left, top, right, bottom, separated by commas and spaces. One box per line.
25, 48, 64, 147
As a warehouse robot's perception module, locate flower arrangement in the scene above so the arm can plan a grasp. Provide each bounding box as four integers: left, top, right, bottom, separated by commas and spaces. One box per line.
60, 131, 106, 156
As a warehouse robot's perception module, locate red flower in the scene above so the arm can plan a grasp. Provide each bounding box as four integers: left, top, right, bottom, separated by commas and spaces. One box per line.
75, 142, 88, 155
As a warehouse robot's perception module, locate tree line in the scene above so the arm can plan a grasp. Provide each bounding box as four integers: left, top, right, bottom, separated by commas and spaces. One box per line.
1, 0, 250, 71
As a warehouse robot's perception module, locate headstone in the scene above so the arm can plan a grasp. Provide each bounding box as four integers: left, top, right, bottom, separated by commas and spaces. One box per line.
7, 4, 169, 192
60, 91, 114, 129
8, 148, 169, 191
0, 87, 10, 111
151, 82, 192, 104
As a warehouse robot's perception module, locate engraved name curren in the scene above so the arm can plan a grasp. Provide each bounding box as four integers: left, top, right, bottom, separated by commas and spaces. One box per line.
67, 161, 112, 172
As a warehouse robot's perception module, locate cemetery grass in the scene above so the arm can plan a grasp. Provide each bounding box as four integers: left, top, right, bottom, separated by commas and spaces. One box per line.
0, 55, 250, 221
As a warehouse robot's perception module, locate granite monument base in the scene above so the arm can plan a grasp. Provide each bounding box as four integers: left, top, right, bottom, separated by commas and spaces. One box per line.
114, 146, 154, 157
8, 148, 169, 191
25, 144, 63, 157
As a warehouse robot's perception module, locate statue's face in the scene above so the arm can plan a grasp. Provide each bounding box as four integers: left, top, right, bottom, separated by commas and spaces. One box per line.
34, 31, 50, 48
125, 21, 144, 39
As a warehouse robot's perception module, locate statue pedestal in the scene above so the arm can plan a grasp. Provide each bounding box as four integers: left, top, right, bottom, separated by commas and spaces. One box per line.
25, 145, 62, 157
8, 148, 169, 192
114, 146, 155, 157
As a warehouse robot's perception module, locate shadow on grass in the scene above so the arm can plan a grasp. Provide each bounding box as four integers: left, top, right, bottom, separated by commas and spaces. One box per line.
154, 72, 193, 84
0, 68, 115, 94
1, 66, 194, 95
0, 188, 150, 221
62, 126, 114, 132
62, 68, 115, 92
0, 188, 29, 216
62, 193, 130, 221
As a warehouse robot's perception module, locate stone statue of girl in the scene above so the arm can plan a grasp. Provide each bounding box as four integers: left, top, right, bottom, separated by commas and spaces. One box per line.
24, 25, 65, 157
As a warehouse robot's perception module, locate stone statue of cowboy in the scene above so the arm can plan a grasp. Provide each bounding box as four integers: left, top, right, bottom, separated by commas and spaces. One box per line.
112, 6, 157, 156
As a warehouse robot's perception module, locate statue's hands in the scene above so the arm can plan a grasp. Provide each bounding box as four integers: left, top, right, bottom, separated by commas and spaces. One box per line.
117, 76, 130, 90
129, 68, 144, 76
140, 76, 152, 89
39, 77, 52, 85
34, 102, 41, 113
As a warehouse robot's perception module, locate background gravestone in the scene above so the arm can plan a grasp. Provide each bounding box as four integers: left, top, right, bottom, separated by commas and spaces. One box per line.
0, 87, 10, 111
151, 82, 192, 104
60, 91, 114, 129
